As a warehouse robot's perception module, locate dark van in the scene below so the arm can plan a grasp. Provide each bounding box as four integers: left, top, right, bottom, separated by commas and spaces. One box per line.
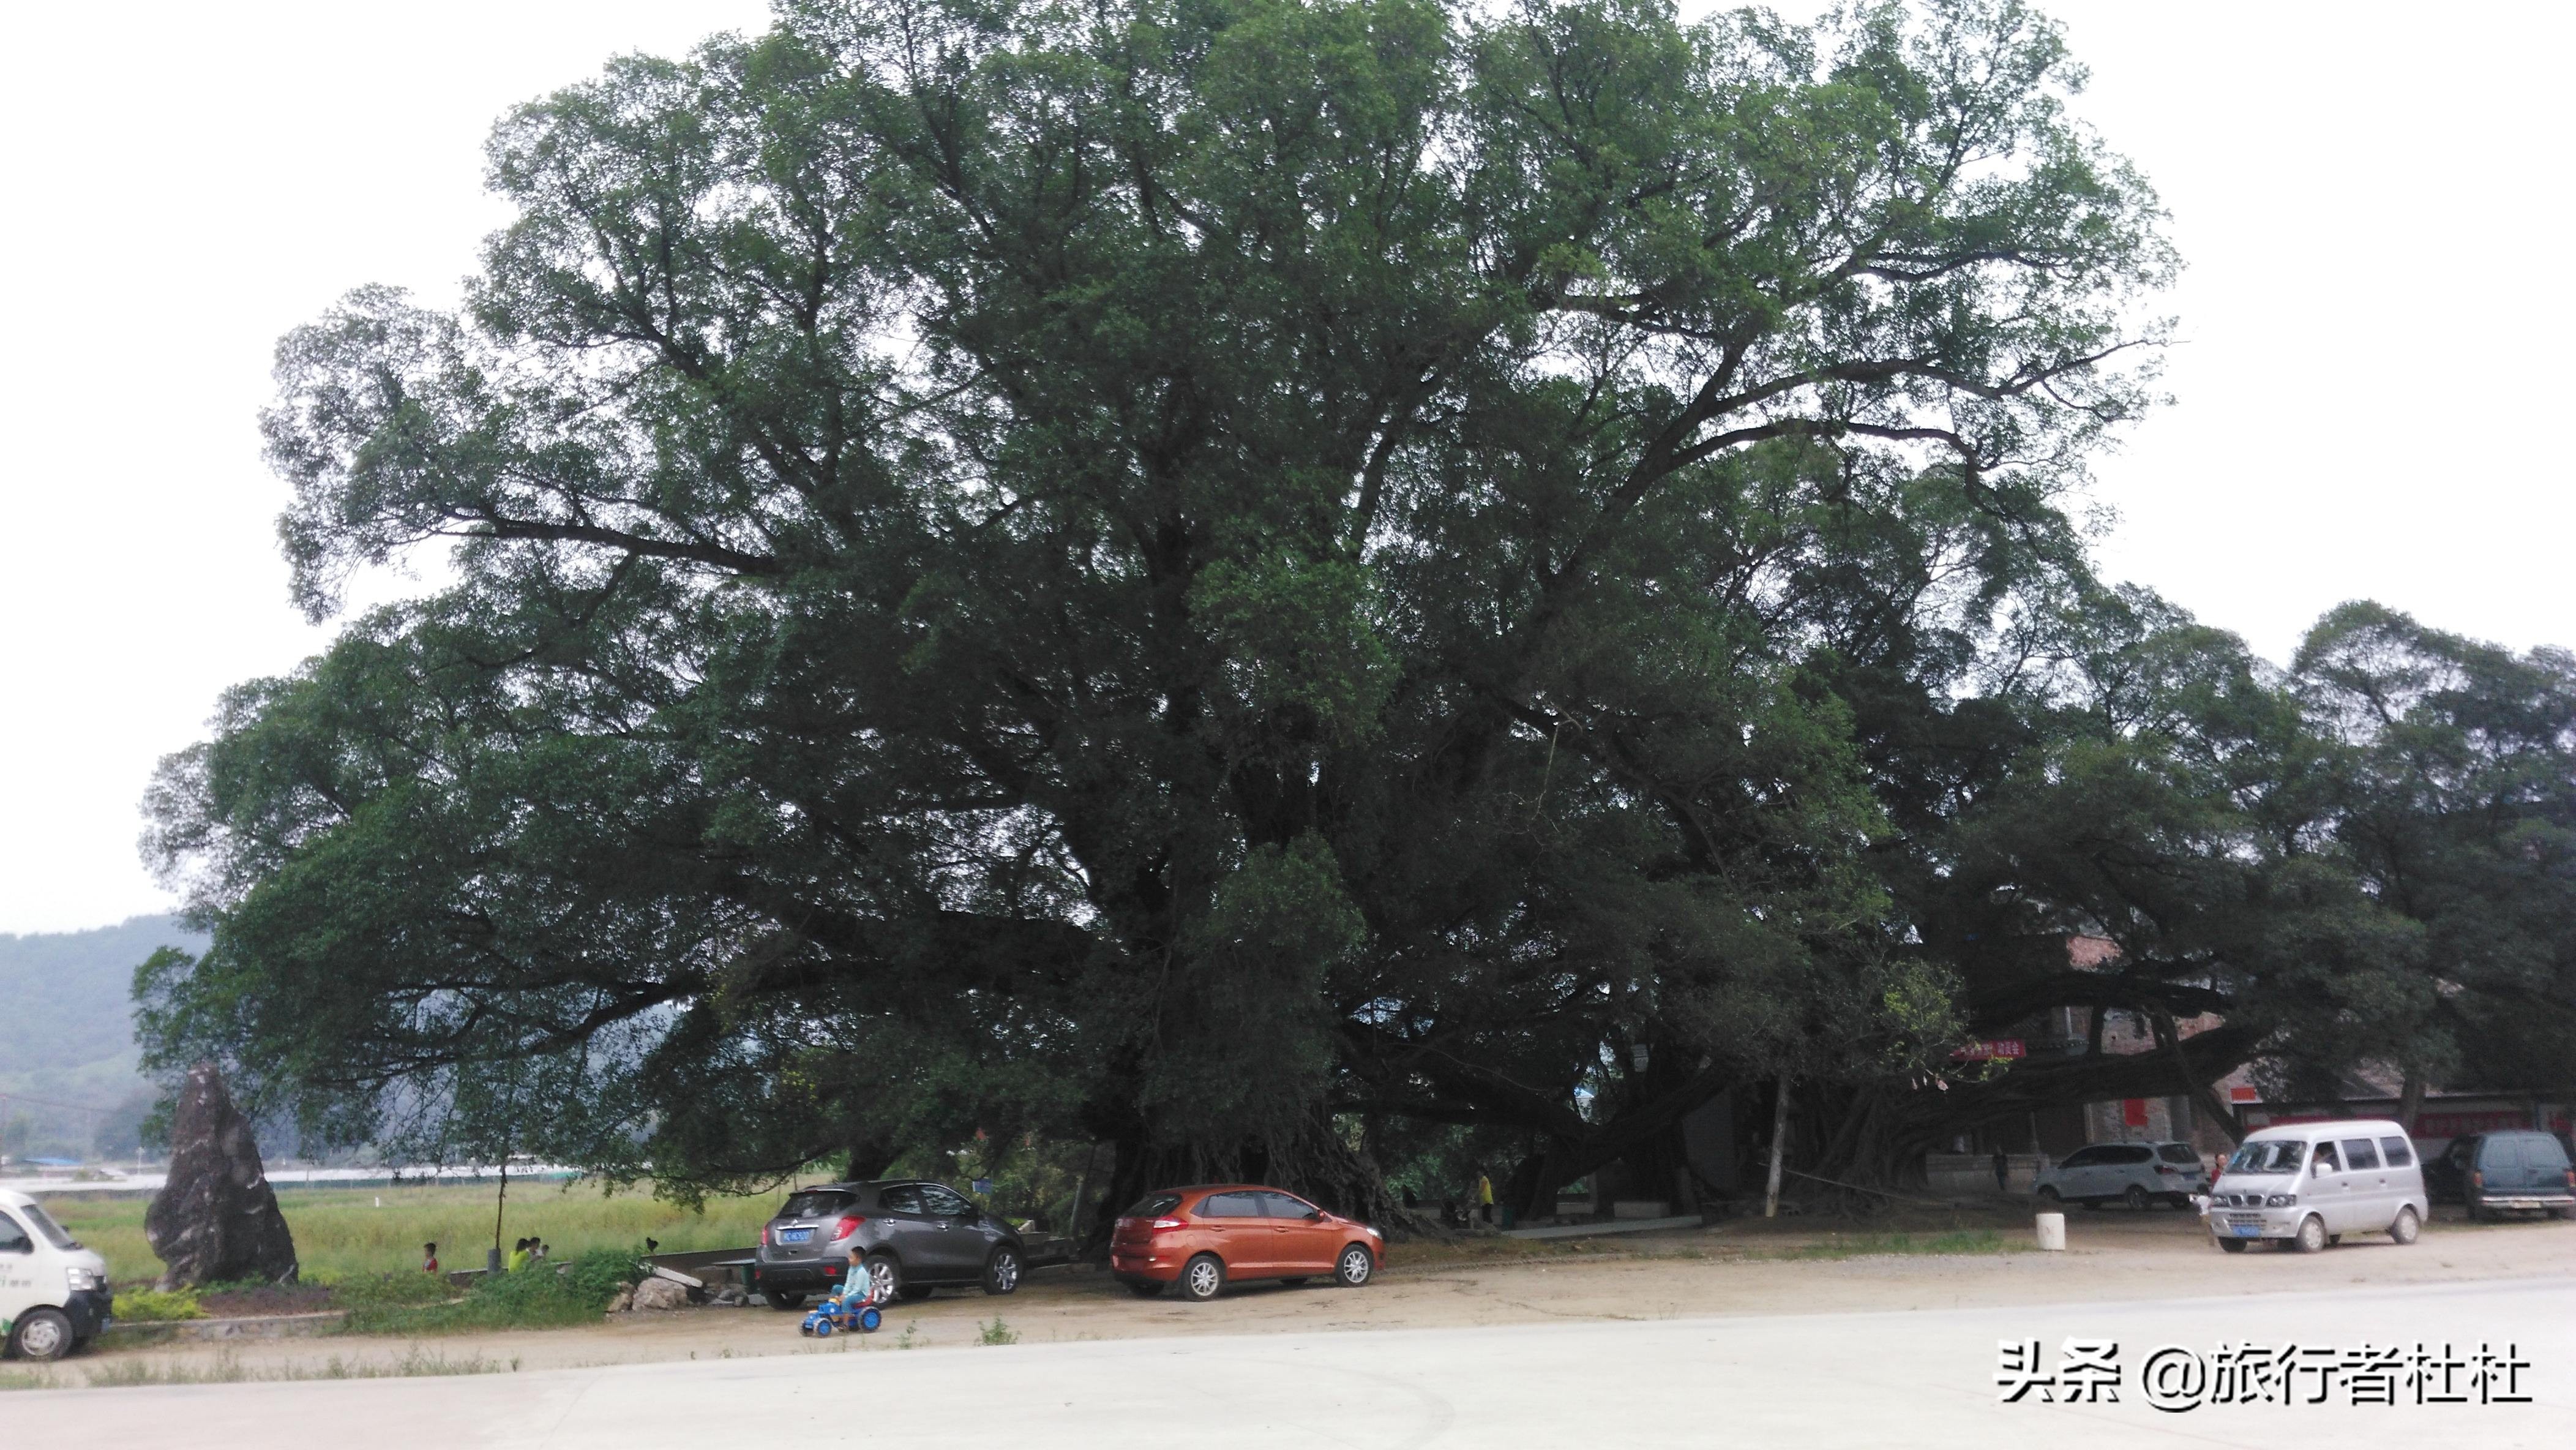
2454, 1131, 2576, 1221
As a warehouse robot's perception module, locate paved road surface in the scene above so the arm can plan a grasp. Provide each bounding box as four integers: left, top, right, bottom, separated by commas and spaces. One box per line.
19, 1275, 2575, 1446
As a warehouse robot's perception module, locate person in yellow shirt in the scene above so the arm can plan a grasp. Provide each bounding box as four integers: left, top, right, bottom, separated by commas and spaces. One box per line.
507, 1237, 534, 1272
1475, 1174, 1495, 1225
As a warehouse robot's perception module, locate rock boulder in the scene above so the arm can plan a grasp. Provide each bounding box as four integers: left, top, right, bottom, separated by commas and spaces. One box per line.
143, 1062, 300, 1288
628, 1276, 691, 1312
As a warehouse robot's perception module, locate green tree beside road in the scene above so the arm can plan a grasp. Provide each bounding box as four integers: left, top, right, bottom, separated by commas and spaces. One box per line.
130, 0, 2576, 1219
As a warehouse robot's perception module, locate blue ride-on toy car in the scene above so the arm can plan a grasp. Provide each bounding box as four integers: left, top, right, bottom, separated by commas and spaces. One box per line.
799, 1287, 883, 1337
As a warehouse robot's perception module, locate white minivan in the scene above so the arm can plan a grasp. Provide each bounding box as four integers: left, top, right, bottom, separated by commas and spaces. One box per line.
0, 1189, 113, 1361
2200, 1119, 2427, 1254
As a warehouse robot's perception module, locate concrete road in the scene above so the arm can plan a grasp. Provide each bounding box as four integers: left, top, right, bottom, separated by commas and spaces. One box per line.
18, 1275, 2576, 1447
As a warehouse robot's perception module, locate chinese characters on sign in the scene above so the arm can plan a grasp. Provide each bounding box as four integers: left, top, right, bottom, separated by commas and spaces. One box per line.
1998, 1339, 2531, 1411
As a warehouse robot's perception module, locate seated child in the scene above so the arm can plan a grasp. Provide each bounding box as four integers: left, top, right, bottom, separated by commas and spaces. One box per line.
826, 1248, 879, 1313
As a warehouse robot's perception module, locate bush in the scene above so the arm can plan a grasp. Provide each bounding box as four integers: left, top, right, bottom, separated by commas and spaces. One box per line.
560, 1247, 646, 1305
339, 1250, 644, 1335
110, 1287, 205, 1323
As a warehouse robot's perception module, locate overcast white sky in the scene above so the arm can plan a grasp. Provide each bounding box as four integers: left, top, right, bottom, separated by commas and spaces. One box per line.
1, 2, 2568, 936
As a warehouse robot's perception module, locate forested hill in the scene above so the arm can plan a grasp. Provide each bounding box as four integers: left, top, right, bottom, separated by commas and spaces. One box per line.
0, 914, 204, 1154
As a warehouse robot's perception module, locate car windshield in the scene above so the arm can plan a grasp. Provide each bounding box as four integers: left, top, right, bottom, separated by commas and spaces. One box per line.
17, 1201, 80, 1250
2226, 1140, 2306, 1174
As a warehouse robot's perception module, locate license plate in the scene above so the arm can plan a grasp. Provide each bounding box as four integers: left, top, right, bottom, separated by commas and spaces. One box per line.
780, 1228, 814, 1244
2231, 1225, 2260, 1238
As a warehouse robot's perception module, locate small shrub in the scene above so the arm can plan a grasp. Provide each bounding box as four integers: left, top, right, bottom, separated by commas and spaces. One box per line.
977, 1317, 1019, 1347
110, 1287, 206, 1323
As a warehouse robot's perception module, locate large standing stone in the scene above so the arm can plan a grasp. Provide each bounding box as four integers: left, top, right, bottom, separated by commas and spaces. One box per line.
143, 1062, 299, 1288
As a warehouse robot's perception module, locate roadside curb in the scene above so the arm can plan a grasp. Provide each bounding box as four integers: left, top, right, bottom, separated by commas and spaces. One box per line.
1502, 1214, 1705, 1241
99, 1310, 348, 1345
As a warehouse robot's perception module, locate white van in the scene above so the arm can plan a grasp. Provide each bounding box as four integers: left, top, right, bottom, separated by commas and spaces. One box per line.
0, 1189, 112, 1361
2200, 1119, 2428, 1254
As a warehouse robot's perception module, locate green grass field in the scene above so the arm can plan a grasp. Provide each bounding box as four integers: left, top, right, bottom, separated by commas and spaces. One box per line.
43, 1181, 781, 1287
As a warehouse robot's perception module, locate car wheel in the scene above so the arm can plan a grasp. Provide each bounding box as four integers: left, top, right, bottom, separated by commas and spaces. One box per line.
1179, 1253, 1226, 1302
1124, 1279, 1165, 1298
864, 1253, 902, 1304
764, 1289, 807, 1310
1335, 1244, 1375, 1288
8, 1309, 73, 1363
2217, 1237, 2249, 1253
2294, 1215, 2327, 1253
2391, 1207, 2421, 1245
983, 1247, 1022, 1296
2124, 1184, 2149, 1211
2034, 1186, 2060, 1205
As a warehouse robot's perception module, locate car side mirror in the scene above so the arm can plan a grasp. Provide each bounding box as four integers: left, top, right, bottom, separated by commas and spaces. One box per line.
1305, 1209, 1325, 1222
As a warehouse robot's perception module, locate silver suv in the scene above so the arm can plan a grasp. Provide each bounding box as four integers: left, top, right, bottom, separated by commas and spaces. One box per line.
2034, 1141, 2210, 1209
751, 1179, 1025, 1309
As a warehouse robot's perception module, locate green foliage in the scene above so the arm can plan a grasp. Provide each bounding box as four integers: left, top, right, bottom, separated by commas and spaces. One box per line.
108, 1286, 205, 1322
559, 1245, 650, 1303
977, 1316, 1020, 1346
139, 0, 2191, 1208
342, 1252, 632, 1335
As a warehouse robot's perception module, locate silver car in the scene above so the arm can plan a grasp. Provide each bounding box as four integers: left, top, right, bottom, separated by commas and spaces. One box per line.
751, 1179, 1025, 1308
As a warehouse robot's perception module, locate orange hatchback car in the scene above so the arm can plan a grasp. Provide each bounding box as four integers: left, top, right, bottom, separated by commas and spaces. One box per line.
1110, 1184, 1386, 1301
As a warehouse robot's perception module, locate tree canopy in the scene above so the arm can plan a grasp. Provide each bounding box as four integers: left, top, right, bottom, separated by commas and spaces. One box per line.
136, 0, 2574, 1216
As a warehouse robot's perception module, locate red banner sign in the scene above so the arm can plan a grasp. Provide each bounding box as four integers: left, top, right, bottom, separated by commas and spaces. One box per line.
1952, 1039, 2026, 1061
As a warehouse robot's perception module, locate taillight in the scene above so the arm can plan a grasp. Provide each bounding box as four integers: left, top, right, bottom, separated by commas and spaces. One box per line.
2155, 1165, 2175, 1175
835, 1214, 867, 1238
1151, 1218, 1184, 1231
760, 1225, 772, 1247
2472, 1170, 2484, 1189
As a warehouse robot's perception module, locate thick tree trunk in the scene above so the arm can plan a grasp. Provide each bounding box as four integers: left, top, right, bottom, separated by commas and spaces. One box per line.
844, 1132, 902, 1184
2397, 1067, 2426, 1135
2151, 1008, 2244, 1144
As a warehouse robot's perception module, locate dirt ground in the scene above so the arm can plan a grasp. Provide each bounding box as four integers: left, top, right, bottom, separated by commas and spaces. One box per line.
69, 1200, 2576, 1380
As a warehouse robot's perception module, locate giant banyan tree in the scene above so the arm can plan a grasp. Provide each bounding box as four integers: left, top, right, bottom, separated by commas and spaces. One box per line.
150, 0, 2540, 1223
